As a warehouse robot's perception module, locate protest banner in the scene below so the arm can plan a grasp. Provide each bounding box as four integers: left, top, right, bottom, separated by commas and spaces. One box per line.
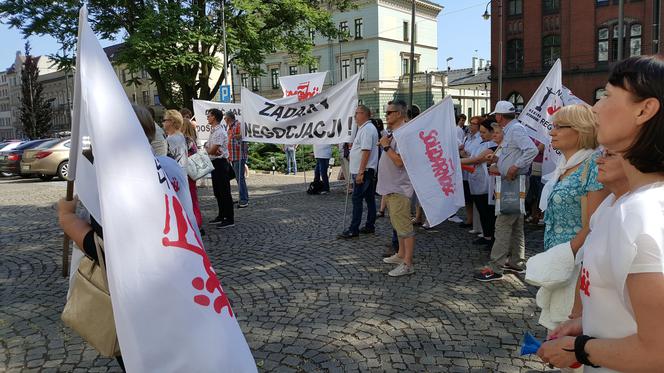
240, 73, 360, 145
192, 100, 242, 145
392, 96, 465, 227
68, 7, 256, 371
279, 71, 328, 101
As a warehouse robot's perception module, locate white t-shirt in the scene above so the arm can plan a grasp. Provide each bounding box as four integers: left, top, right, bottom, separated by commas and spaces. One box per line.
468, 140, 496, 195
313, 144, 332, 159
349, 121, 379, 174
579, 183, 664, 372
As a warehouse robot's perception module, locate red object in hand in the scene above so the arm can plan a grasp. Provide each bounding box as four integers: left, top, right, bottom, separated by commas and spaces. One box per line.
461, 164, 476, 173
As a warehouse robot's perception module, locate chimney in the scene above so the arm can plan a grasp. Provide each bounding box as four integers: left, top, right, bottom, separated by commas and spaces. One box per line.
472, 57, 478, 74
479, 59, 485, 70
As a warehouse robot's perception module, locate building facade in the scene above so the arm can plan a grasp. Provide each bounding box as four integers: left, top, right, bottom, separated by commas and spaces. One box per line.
0, 70, 12, 139
232, 0, 444, 117
489, 0, 661, 108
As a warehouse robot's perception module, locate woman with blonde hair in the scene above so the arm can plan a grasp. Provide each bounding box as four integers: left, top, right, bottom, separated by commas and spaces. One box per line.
162, 109, 188, 170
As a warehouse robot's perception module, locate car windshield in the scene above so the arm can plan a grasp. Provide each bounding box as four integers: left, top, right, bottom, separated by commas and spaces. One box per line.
33, 139, 63, 150
15, 139, 51, 150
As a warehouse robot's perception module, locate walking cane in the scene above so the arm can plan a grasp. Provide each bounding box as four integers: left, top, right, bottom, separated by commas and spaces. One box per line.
302, 146, 307, 185
340, 161, 352, 233
62, 180, 74, 277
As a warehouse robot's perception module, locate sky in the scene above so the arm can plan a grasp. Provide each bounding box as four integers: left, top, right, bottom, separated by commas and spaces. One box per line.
0, 1, 490, 71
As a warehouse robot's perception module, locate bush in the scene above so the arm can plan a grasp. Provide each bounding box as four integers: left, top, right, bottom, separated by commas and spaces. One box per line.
247, 143, 339, 172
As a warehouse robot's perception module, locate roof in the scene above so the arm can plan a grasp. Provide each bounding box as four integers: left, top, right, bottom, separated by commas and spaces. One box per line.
103, 43, 125, 61
446, 67, 491, 86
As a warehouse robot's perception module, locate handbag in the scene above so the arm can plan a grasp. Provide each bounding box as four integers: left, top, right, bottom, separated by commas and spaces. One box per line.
495, 175, 526, 215
186, 150, 214, 180
61, 234, 121, 357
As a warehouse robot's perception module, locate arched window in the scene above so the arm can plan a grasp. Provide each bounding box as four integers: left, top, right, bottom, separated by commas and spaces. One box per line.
507, 92, 524, 111
542, 34, 561, 69
506, 39, 524, 73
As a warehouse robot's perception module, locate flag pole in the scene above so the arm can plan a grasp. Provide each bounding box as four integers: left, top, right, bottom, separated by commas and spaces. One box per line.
62, 181, 74, 277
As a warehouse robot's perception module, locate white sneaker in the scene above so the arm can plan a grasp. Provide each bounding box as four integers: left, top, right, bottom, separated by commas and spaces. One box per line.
468, 229, 479, 234
477, 233, 484, 238
449, 215, 463, 223
388, 263, 414, 277
383, 254, 404, 264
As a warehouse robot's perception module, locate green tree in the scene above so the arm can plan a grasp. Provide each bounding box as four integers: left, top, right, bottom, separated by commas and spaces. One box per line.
20, 42, 52, 139
0, 0, 352, 110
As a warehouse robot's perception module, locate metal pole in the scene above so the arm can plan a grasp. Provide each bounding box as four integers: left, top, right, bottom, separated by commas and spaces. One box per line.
654, 0, 661, 54
340, 171, 351, 233
221, 0, 229, 86
64, 69, 72, 130
498, 0, 503, 100
617, 0, 625, 61
62, 181, 74, 277
408, 0, 416, 109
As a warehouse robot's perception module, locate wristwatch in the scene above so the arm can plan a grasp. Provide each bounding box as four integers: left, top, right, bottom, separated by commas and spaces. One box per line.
383, 145, 391, 152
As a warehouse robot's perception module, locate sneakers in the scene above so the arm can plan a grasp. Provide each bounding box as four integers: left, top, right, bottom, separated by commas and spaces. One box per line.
320, 190, 330, 195
359, 227, 375, 234
338, 230, 359, 239
237, 202, 249, 208
501, 264, 526, 274
388, 263, 414, 277
209, 216, 223, 224
383, 254, 404, 264
448, 215, 463, 223
217, 220, 235, 229
474, 268, 504, 282
468, 229, 479, 234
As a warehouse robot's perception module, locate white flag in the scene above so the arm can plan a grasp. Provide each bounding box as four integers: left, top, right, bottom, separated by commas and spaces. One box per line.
241, 74, 359, 145
518, 59, 563, 145
392, 97, 465, 227
70, 7, 256, 372
279, 71, 328, 101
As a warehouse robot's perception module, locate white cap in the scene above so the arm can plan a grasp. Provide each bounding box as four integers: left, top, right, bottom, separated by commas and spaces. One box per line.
490, 101, 516, 115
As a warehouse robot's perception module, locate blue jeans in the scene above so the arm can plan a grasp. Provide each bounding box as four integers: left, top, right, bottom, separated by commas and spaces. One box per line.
285, 148, 297, 174
348, 169, 376, 234
314, 158, 330, 192
232, 159, 249, 204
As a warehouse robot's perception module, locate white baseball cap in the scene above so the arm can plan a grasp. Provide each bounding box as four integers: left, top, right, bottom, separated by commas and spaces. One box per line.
489, 101, 516, 115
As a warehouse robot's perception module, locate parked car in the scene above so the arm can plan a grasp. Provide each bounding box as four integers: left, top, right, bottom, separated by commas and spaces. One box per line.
20, 138, 71, 181
0, 139, 54, 176
0, 140, 24, 152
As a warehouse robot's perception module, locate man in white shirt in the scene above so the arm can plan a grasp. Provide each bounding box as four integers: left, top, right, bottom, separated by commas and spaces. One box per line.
339, 105, 379, 238
313, 143, 332, 194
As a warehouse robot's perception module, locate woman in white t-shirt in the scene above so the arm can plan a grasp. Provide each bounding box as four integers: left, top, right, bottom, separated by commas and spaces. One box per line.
537, 55, 664, 372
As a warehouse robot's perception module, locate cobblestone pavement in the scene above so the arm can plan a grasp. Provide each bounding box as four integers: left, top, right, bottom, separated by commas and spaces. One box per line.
1, 171, 556, 372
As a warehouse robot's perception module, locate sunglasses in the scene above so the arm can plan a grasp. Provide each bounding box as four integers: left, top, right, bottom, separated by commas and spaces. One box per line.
551, 124, 572, 130
385, 110, 399, 116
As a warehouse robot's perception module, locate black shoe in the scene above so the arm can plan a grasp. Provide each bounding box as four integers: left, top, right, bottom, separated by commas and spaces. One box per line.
338, 230, 359, 239
237, 202, 249, 208
199, 228, 206, 237
359, 227, 375, 234
472, 237, 492, 245
474, 268, 504, 282
217, 220, 235, 229
209, 217, 222, 224
459, 222, 472, 228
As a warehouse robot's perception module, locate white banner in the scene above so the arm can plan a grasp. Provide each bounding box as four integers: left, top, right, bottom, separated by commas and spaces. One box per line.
279, 71, 328, 101
192, 100, 242, 145
240, 73, 360, 144
392, 96, 465, 227
71, 7, 256, 372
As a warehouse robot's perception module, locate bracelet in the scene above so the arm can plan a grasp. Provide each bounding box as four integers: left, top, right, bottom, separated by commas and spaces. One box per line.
574, 335, 600, 368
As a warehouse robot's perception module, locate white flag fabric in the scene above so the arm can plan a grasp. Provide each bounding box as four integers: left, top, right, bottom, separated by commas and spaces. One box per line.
241, 74, 359, 144
70, 7, 256, 372
192, 100, 242, 144
392, 96, 465, 227
279, 71, 328, 101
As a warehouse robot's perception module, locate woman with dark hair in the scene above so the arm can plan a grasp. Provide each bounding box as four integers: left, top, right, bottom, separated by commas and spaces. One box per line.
538, 55, 664, 371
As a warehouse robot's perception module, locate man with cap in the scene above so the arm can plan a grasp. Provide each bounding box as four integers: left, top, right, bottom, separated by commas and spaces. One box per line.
475, 101, 537, 282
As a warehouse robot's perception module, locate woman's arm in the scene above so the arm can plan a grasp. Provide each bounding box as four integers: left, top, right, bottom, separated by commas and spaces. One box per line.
57, 198, 92, 249
461, 149, 493, 165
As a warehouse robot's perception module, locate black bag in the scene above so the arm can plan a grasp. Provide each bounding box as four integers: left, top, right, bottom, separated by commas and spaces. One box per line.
307, 180, 324, 195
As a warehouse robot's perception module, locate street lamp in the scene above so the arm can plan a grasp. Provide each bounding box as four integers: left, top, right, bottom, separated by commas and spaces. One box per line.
446, 56, 453, 71
482, 0, 503, 101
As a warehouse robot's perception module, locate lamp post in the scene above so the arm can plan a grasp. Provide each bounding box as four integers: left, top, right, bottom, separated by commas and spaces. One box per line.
482, 0, 503, 100
446, 56, 453, 71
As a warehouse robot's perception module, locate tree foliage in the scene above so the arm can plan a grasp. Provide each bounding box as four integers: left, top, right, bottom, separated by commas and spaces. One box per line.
20, 42, 52, 139
0, 0, 352, 110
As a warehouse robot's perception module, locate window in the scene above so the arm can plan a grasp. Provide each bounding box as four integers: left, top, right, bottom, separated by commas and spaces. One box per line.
508, 0, 523, 16
122, 69, 128, 83
271, 68, 280, 89
596, 0, 609, 5
594, 88, 606, 103
251, 76, 259, 92
403, 21, 409, 42
543, 0, 560, 13
542, 34, 561, 68
467, 107, 472, 118
142, 90, 149, 105
289, 66, 298, 75
611, 24, 628, 60
354, 18, 363, 39
354, 57, 365, 80
241, 73, 248, 88
309, 28, 316, 44
506, 39, 524, 73
309, 63, 318, 73
630, 23, 642, 57
131, 93, 136, 103
414, 24, 418, 43
339, 21, 348, 41
141, 70, 148, 79
507, 92, 525, 111
402, 58, 410, 75
341, 59, 350, 80
598, 27, 609, 62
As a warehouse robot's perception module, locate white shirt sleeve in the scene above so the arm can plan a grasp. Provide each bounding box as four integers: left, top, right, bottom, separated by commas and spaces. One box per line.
629, 233, 664, 274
